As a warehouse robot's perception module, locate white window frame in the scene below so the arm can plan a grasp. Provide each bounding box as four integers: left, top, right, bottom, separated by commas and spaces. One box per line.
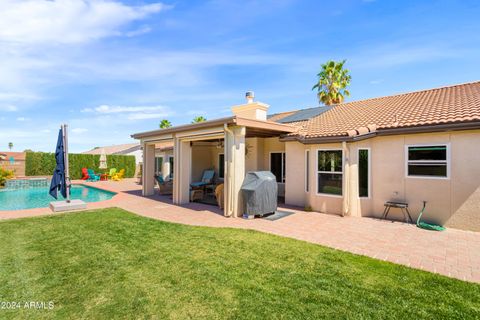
357, 148, 371, 199
316, 148, 344, 198
405, 143, 450, 180
218, 153, 225, 179
305, 150, 310, 192
269, 151, 286, 183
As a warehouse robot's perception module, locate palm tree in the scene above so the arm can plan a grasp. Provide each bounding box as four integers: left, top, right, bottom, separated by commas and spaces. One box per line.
8, 142, 13, 151
159, 119, 172, 129
312, 60, 351, 105
191, 116, 207, 123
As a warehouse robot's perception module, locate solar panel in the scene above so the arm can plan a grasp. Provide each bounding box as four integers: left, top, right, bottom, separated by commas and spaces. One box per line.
276, 106, 332, 123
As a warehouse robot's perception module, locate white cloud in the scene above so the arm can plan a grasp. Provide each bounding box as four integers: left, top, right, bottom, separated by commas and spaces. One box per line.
0, 0, 166, 45
16, 117, 29, 121
82, 105, 170, 114
81, 104, 172, 121
127, 113, 170, 120
126, 26, 152, 37
0, 105, 18, 111
71, 128, 88, 134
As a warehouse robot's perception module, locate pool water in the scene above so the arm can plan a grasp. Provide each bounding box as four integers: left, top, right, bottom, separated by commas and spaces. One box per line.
0, 185, 116, 211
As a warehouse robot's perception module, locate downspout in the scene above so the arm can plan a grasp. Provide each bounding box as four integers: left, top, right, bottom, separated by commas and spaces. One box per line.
342, 141, 350, 217
224, 124, 234, 217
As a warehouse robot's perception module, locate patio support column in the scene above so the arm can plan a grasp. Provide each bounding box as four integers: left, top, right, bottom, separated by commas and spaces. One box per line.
224, 125, 246, 217
143, 143, 156, 196
173, 137, 191, 204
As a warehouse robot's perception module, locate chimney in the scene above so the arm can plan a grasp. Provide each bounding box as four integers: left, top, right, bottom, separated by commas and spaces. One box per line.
231, 91, 269, 121
246, 91, 255, 103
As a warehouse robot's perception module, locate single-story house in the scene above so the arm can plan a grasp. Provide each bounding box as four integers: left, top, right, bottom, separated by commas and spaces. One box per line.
132, 81, 480, 232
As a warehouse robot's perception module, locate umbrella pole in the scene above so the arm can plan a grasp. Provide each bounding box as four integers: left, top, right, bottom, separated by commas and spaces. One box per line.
63, 124, 71, 203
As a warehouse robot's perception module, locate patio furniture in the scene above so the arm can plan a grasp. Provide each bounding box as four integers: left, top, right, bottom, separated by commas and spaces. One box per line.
190, 189, 204, 202
215, 183, 224, 209
81, 168, 89, 180
112, 169, 125, 181
241, 171, 278, 218
382, 201, 413, 223
107, 168, 117, 180
190, 169, 215, 190
87, 169, 100, 181
155, 175, 173, 195
100, 173, 108, 181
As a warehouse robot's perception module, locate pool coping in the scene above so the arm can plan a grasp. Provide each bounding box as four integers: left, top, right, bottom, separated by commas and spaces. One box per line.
0, 182, 124, 218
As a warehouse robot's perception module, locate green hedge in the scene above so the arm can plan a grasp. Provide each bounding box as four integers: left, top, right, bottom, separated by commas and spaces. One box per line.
25, 152, 136, 179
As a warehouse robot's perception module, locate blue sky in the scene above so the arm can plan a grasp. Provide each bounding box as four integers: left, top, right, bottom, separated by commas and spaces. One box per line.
1, 0, 479, 152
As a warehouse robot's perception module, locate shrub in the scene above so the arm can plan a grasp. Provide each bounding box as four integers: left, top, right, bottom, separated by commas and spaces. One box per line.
25, 152, 136, 179
0, 168, 14, 187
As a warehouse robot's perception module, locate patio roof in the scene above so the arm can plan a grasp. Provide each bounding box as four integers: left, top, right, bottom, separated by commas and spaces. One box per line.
131, 116, 296, 140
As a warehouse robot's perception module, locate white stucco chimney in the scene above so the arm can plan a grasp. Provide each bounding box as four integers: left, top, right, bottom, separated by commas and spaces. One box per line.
231, 91, 269, 121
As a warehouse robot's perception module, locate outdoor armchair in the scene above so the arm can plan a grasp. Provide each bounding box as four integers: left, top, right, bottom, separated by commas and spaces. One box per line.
87, 169, 101, 181
155, 174, 173, 195
190, 169, 215, 189
81, 168, 89, 180
112, 169, 125, 181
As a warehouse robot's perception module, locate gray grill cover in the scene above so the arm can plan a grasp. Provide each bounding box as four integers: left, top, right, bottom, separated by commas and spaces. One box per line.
241, 171, 278, 216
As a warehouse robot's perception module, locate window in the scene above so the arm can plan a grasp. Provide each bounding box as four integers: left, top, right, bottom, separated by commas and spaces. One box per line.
154, 157, 163, 175
169, 156, 174, 179
407, 145, 448, 178
305, 150, 310, 192
218, 153, 225, 179
317, 150, 343, 196
270, 152, 286, 183
358, 149, 369, 198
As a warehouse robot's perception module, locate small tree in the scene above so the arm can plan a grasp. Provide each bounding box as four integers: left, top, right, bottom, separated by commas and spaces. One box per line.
191, 116, 207, 123
312, 60, 351, 105
8, 142, 13, 151
159, 119, 172, 129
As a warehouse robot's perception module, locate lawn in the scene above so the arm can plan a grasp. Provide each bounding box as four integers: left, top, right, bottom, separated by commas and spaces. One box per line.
0, 208, 479, 319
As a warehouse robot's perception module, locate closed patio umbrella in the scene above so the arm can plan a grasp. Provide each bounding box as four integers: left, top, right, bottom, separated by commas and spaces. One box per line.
49, 127, 68, 199
99, 148, 108, 170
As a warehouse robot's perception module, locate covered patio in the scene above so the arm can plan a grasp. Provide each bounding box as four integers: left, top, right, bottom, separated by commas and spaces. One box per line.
132, 115, 295, 218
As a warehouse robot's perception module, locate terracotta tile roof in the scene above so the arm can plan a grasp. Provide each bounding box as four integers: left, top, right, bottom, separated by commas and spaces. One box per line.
0, 152, 25, 161
293, 81, 480, 138
83, 143, 140, 155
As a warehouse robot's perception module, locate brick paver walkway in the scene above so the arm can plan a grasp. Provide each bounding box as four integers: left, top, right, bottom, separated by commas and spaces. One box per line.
1, 179, 479, 283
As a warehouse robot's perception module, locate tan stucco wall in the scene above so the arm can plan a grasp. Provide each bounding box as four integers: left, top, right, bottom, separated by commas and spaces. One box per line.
285, 141, 306, 207
284, 130, 480, 231
191, 145, 214, 182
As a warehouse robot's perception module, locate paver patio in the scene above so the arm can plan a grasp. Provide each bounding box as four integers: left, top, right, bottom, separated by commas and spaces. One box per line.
1, 178, 479, 283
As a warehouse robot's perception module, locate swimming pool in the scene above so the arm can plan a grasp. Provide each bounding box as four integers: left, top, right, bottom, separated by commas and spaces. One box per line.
0, 185, 116, 211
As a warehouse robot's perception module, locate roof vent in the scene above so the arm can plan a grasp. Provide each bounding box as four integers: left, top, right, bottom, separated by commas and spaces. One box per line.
246, 91, 255, 104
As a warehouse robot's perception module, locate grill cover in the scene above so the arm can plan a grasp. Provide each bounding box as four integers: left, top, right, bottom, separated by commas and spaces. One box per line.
241, 171, 278, 217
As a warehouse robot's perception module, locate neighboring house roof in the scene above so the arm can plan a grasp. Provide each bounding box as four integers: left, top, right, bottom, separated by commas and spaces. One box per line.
83, 143, 140, 155
0, 152, 25, 161
280, 81, 480, 141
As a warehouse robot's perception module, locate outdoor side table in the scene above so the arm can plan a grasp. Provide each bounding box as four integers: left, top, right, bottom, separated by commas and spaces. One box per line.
100, 174, 108, 181
382, 201, 413, 223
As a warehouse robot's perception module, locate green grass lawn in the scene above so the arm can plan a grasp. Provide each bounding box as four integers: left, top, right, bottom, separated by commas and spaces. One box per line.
0, 208, 479, 319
